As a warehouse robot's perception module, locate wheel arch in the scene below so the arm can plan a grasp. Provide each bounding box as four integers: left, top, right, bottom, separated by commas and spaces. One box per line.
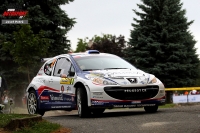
27, 87, 35, 93
74, 82, 91, 106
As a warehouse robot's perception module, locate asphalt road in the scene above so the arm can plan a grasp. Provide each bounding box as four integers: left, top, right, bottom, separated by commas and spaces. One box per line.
44, 105, 200, 133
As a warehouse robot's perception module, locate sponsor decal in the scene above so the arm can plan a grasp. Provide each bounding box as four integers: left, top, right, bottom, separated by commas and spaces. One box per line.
61, 85, 64, 92
40, 96, 49, 100
60, 78, 74, 85
136, 104, 155, 107
34, 79, 45, 83
124, 105, 137, 107
131, 101, 141, 104
124, 89, 147, 93
113, 105, 124, 108
51, 106, 71, 108
91, 100, 105, 105
113, 104, 156, 108
161, 99, 166, 103
93, 96, 103, 99
127, 78, 137, 83
90, 72, 105, 77
67, 86, 71, 92
40, 100, 49, 103
93, 92, 103, 95
140, 81, 145, 84
50, 94, 63, 101
107, 71, 138, 77
121, 81, 129, 85
63, 98, 73, 101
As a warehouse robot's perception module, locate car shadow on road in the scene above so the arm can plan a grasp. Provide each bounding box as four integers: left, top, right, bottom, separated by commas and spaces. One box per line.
45, 109, 164, 119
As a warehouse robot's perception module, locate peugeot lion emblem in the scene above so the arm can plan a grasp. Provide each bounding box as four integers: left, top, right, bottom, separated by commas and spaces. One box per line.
127, 78, 137, 83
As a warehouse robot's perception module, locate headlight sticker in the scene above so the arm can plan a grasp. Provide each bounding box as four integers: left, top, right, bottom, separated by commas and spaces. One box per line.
93, 78, 103, 84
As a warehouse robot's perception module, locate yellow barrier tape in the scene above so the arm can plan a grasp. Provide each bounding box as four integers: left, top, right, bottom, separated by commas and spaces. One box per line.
165, 87, 200, 91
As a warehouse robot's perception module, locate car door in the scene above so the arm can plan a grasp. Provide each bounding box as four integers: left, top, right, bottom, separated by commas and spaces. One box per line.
43, 58, 58, 90
50, 57, 76, 109
38, 58, 58, 109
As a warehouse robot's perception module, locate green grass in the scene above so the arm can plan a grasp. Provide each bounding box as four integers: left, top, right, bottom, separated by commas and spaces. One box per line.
159, 103, 176, 108
0, 114, 34, 128
13, 120, 61, 133
0, 114, 61, 133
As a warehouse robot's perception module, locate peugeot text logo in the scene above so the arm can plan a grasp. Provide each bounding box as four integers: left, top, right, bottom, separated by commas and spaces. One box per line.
127, 78, 137, 83
124, 89, 147, 93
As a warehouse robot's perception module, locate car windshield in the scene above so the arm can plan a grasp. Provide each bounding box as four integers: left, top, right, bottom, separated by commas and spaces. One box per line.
73, 55, 137, 71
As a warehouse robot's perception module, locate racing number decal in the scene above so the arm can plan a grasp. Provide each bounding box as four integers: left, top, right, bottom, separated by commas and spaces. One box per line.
61, 85, 64, 92
60, 78, 74, 85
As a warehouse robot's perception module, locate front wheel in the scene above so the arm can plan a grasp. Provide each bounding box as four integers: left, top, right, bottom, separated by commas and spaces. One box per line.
27, 90, 45, 116
77, 88, 90, 118
144, 105, 158, 113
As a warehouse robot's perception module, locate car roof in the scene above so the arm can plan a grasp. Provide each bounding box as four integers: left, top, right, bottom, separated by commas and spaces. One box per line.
41, 50, 117, 62
60, 50, 116, 57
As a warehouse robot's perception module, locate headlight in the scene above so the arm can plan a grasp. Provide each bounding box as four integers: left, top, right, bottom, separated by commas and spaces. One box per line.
149, 77, 157, 84
85, 74, 117, 85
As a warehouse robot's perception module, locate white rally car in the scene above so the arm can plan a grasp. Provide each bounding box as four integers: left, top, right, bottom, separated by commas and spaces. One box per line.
26, 50, 165, 117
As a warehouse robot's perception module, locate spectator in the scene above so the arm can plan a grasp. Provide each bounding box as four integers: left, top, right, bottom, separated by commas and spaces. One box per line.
184, 91, 189, 95
191, 90, 197, 95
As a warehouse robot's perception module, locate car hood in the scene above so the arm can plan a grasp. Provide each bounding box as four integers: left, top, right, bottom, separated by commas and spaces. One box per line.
85, 69, 154, 85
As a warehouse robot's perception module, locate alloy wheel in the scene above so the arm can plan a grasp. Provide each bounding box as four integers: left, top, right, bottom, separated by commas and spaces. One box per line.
27, 92, 37, 114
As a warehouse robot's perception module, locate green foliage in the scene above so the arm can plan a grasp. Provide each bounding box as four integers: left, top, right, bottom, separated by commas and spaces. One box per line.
0, 114, 60, 133
3, 25, 50, 82
75, 38, 88, 52
126, 0, 200, 87
0, 0, 75, 100
76, 34, 127, 57
0, 114, 33, 128
14, 120, 61, 133
24, 0, 76, 56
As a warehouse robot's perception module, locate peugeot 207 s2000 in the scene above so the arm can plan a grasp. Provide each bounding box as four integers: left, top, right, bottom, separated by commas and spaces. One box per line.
26, 50, 165, 118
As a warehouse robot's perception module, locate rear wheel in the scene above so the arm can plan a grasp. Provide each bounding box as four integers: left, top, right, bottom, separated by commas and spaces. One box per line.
144, 105, 158, 113
77, 88, 90, 118
27, 90, 45, 116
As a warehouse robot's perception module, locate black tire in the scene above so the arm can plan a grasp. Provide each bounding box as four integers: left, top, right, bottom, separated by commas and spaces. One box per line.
144, 105, 158, 113
91, 108, 105, 115
0, 91, 2, 104
27, 90, 45, 116
76, 87, 91, 118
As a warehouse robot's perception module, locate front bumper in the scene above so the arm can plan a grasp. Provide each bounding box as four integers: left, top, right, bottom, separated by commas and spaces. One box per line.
90, 96, 166, 108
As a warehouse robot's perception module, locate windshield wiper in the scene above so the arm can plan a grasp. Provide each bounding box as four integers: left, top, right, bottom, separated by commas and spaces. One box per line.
104, 68, 129, 70
82, 69, 100, 71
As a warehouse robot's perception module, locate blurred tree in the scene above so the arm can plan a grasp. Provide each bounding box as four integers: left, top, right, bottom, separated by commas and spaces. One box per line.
0, 0, 75, 103
77, 34, 127, 57
125, 0, 200, 87
75, 38, 88, 52
2, 25, 50, 83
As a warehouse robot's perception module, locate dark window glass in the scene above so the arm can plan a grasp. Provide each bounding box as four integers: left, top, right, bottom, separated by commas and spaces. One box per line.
73, 55, 136, 71
44, 58, 57, 76
54, 58, 71, 77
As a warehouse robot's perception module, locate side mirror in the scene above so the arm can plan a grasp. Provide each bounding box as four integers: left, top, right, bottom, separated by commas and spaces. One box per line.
68, 71, 75, 77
